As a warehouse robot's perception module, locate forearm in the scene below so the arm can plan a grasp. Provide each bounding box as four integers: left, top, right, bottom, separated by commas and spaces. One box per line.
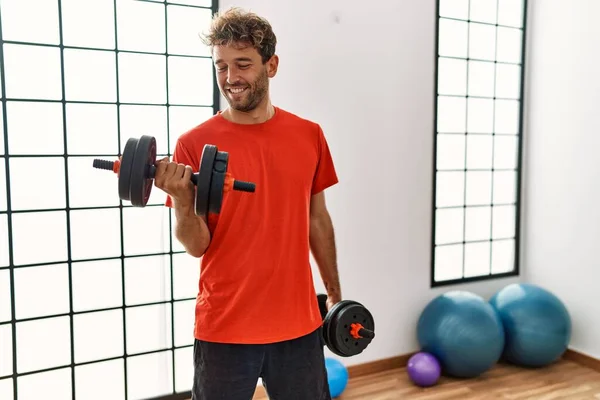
309, 214, 341, 300
173, 199, 211, 258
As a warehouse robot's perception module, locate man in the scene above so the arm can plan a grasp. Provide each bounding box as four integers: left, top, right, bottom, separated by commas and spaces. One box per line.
156, 7, 341, 400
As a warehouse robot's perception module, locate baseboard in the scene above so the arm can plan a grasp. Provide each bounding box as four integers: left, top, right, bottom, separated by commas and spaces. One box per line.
563, 348, 600, 372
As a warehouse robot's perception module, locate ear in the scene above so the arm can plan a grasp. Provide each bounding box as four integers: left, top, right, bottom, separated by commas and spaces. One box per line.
266, 54, 279, 78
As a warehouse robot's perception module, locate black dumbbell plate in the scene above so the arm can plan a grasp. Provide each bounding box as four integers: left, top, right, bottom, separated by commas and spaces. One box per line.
118, 138, 138, 202
129, 135, 157, 207
195, 144, 217, 217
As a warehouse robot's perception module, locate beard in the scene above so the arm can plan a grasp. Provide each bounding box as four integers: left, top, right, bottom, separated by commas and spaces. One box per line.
221, 68, 269, 112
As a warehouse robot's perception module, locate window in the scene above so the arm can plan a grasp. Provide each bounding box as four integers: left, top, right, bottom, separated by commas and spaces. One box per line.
431, 0, 527, 286
0, 1, 217, 399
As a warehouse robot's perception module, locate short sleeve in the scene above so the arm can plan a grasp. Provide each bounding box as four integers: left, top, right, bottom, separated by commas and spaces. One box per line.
311, 126, 339, 195
164, 140, 198, 208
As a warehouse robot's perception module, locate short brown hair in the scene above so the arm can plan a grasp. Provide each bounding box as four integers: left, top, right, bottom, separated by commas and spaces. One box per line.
201, 7, 277, 64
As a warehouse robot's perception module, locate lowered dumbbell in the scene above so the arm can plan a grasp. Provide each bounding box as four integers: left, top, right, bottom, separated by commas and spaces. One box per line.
318, 293, 375, 357
92, 135, 256, 217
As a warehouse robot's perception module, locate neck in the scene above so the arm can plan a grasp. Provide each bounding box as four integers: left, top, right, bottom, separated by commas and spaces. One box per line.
222, 98, 275, 125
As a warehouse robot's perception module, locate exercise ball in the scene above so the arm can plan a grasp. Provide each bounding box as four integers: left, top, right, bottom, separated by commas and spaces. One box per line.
489, 283, 571, 367
325, 358, 348, 398
407, 352, 441, 387
417, 291, 505, 378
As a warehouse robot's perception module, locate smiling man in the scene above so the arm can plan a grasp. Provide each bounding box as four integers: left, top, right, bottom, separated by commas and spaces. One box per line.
155, 6, 342, 400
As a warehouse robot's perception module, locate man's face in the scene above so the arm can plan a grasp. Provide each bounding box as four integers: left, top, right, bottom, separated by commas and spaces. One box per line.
213, 43, 278, 112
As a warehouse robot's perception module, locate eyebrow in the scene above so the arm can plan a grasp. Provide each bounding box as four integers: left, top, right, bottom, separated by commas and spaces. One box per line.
214, 57, 253, 64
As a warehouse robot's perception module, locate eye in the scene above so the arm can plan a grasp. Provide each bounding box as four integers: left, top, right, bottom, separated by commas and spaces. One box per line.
238, 64, 251, 69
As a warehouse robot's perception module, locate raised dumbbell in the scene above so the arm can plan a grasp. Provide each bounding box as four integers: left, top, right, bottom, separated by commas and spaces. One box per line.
92, 135, 256, 217
317, 293, 375, 357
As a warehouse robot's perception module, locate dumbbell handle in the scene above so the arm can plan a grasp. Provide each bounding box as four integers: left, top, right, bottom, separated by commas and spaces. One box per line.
92, 159, 256, 193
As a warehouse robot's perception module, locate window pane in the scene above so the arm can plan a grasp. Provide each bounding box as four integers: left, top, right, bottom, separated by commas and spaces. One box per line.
0, 269, 11, 322
468, 23, 496, 61
467, 60, 495, 98
439, 0, 469, 19
497, 0, 524, 28
70, 156, 121, 208
117, 0, 166, 53
493, 135, 519, 169
12, 211, 67, 266
64, 49, 117, 102
118, 53, 167, 104
464, 206, 492, 242
174, 347, 193, 393
491, 239, 515, 273
119, 105, 169, 154
436, 171, 464, 208
174, 299, 194, 346
495, 99, 520, 134
167, 5, 212, 56
465, 171, 492, 206
0, 378, 13, 399
469, 0, 497, 24
0, 0, 60, 44
437, 58, 467, 96
492, 205, 516, 238
172, 253, 199, 300
467, 98, 493, 133
496, 27, 523, 64
493, 170, 517, 204
16, 316, 71, 373
17, 368, 71, 399
168, 56, 213, 105
171, 209, 185, 253
125, 255, 171, 306
9, 157, 66, 210
438, 19, 468, 58
6, 101, 64, 155
0, 163, 5, 212
466, 134, 493, 169
66, 103, 118, 155
0, 325, 11, 376
127, 351, 173, 400
0, 108, 4, 155
434, 244, 463, 282
168, 106, 214, 145
168, 0, 212, 6
123, 207, 171, 255
62, 0, 115, 49
464, 241, 491, 277
76, 359, 125, 400
70, 209, 122, 261
436, 134, 465, 170
14, 264, 70, 320
496, 64, 521, 99
74, 309, 124, 363
72, 259, 123, 312
126, 304, 172, 354
435, 208, 464, 245
3, 44, 62, 100
437, 96, 466, 133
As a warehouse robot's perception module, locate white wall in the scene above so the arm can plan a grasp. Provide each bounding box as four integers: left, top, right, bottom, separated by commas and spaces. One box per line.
522, 0, 600, 360
218, 0, 520, 366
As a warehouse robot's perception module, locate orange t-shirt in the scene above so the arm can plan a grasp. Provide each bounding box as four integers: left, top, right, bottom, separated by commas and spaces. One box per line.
165, 107, 339, 344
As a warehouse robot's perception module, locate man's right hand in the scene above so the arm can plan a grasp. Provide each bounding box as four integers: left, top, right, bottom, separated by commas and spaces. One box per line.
153, 157, 195, 206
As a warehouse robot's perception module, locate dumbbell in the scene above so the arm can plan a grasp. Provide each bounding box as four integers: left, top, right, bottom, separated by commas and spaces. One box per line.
318, 293, 375, 357
92, 135, 256, 217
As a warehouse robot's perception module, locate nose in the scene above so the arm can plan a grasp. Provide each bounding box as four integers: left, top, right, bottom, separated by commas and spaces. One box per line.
226, 68, 241, 86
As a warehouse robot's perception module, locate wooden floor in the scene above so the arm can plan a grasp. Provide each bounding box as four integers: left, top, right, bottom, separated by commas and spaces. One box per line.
253, 359, 600, 399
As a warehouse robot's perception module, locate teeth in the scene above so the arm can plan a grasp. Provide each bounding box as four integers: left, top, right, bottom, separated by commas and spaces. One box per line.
230, 87, 245, 94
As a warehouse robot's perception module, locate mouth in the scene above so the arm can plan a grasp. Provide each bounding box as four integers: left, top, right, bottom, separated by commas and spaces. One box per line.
227, 87, 247, 95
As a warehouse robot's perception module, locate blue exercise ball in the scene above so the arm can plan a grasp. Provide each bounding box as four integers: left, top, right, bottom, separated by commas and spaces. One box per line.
489, 283, 571, 367
325, 358, 348, 398
417, 291, 505, 378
